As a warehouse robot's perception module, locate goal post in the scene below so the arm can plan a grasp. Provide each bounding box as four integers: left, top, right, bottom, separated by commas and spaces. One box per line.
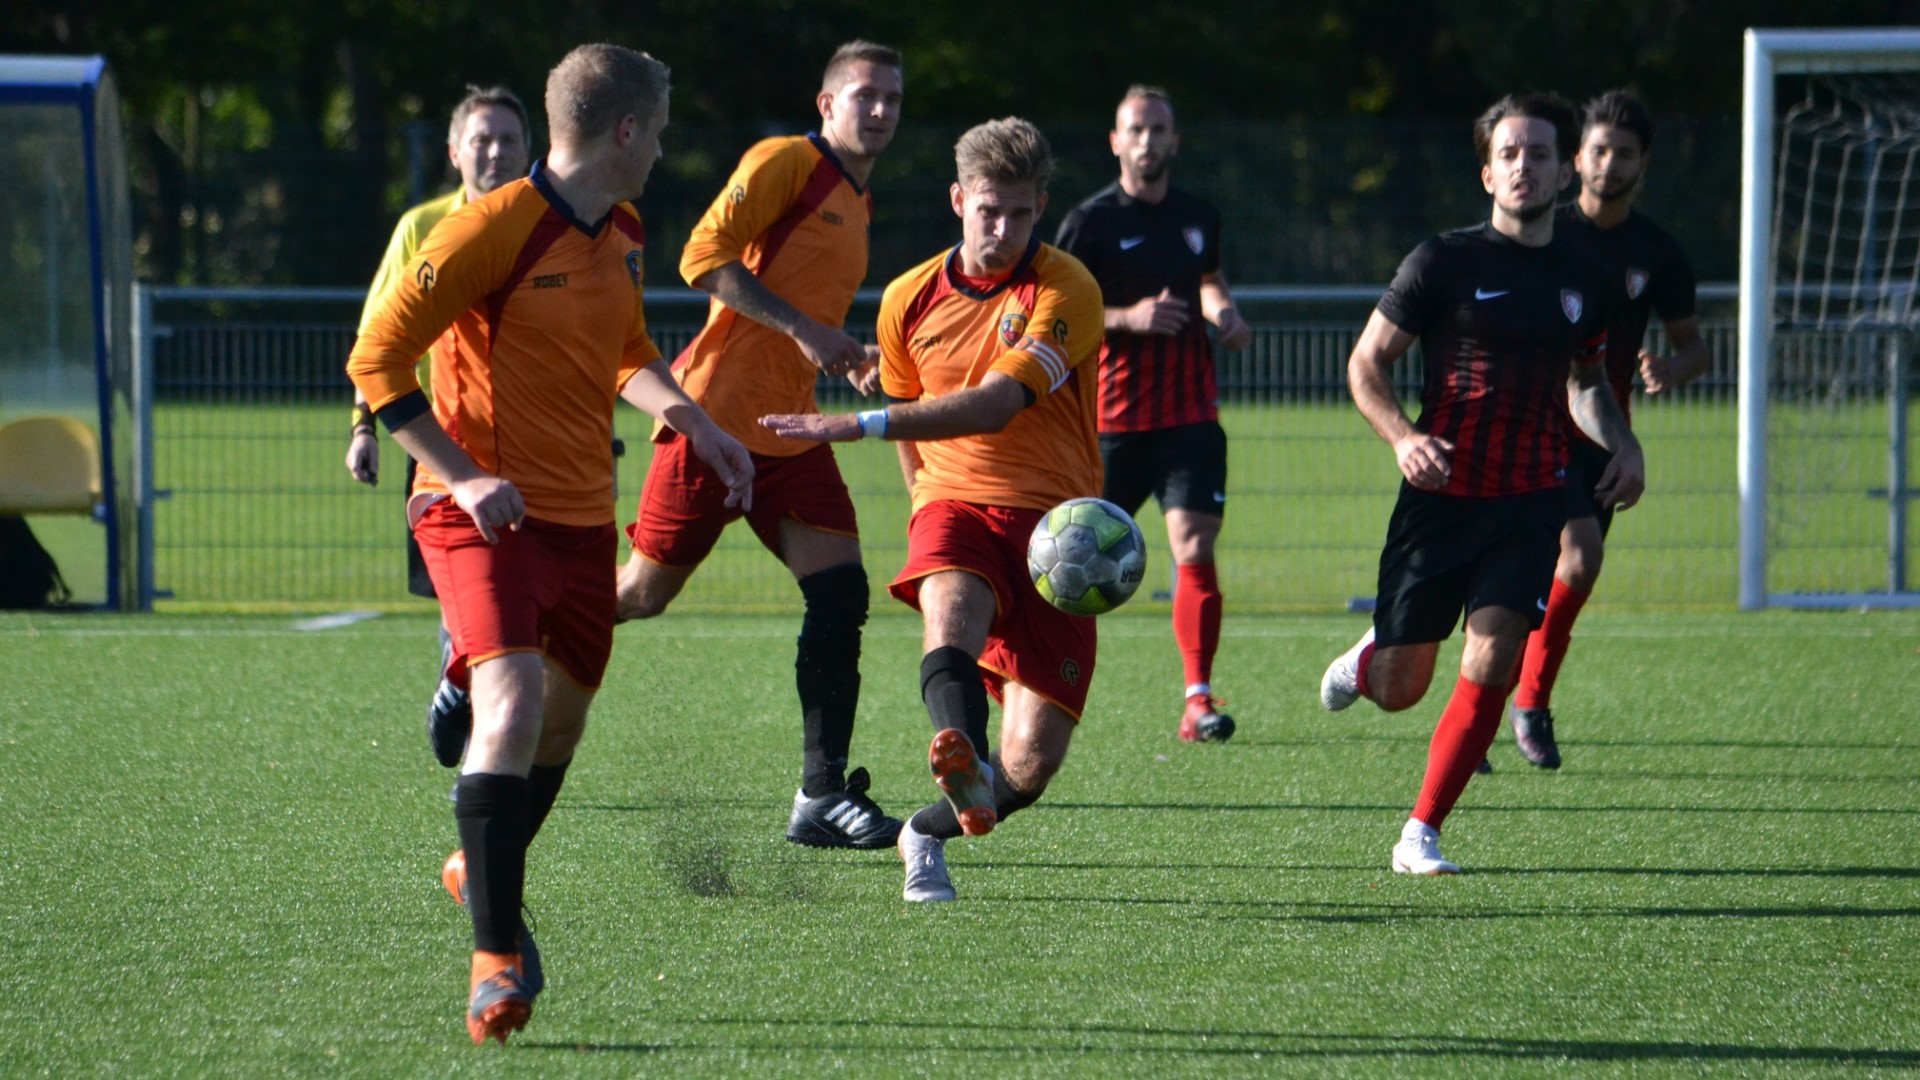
1740, 27, 1920, 610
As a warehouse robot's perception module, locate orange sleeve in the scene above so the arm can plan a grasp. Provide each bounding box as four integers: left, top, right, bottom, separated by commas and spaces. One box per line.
678, 138, 816, 285
987, 255, 1104, 402
347, 198, 524, 412
877, 270, 924, 400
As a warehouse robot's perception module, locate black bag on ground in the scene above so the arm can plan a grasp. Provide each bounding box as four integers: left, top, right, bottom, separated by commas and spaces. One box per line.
0, 515, 72, 609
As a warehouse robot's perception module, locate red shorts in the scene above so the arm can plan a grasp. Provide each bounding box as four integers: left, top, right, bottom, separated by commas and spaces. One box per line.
412, 499, 618, 691
627, 433, 859, 566
890, 500, 1098, 718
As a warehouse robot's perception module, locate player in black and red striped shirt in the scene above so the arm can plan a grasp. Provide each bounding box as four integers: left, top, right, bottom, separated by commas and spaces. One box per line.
1055, 85, 1253, 743
1508, 90, 1708, 769
1318, 93, 1644, 875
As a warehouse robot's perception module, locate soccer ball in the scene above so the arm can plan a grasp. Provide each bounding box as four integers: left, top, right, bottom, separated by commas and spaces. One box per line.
1027, 497, 1148, 616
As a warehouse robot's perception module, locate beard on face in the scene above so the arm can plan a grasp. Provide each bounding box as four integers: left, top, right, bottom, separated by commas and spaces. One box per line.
1138, 160, 1170, 183
1512, 193, 1556, 224
1585, 173, 1640, 203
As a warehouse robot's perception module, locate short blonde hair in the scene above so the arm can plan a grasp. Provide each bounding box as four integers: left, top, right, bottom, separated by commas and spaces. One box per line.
545, 44, 670, 144
954, 117, 1053, 193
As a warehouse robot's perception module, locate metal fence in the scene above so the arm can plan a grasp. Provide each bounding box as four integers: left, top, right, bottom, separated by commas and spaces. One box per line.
137, 283, 1754, 611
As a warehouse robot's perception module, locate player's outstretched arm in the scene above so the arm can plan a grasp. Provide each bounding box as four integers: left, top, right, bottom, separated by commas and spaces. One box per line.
1200, 272, 1253, 351
761, 373, 1033, 444
622, 359, 755, 510
1348, 309, 1451, 490
691, 262, 867, 377
1639, 315, 1710, 395
1568, 359, 1646, 510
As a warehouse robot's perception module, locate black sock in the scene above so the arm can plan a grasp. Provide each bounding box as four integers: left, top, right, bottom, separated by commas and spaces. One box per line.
908, 802, 963, 840
454, 773, 532, 955
528, 758, 571, 842
796, 563, 867, 796
920, 646, 990, 760
988, 750, 1042, 824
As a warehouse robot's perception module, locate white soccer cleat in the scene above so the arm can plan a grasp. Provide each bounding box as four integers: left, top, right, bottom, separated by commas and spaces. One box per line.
898, 821, 956, 902
1391, 818, 1460, 875
1320, 627, 1376, 711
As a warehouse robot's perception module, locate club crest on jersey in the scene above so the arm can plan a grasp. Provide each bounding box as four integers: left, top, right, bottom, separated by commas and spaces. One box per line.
1560, 289, 1584, 323
1626, 268, 1649, 300
1183, 227, 1205, 255
625, 250, 643, 288
999, 312, 1029, 347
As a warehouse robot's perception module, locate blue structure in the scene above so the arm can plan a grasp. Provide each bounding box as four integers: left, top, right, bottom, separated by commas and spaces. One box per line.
0, 57, 137, 609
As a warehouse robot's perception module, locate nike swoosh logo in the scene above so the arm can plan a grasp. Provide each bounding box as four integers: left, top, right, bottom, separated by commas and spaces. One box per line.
1536, 598, 1549, 612
1475, 288, 1510, 300
1212, 491, 1226, 502
1119, 236, 1146, 250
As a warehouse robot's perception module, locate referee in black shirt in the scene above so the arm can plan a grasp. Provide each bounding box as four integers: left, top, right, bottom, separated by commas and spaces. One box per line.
1317, 93, 1644, 876
1055, 86, 1251, 745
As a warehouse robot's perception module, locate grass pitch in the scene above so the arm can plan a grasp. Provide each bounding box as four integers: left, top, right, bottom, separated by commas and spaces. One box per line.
4, 608, 1918, 1076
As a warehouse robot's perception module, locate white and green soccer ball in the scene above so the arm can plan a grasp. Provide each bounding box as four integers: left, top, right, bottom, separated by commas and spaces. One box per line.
1027, 497, 1148, 616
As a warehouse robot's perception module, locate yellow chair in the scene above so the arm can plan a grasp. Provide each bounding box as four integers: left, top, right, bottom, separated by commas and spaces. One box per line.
0, 415, 104, 517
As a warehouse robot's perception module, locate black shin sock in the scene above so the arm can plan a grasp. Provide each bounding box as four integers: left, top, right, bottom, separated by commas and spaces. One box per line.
454, 773, 532, 955
988, 750, 1042, 824
796, 563, 868, 796
908, 802, 964, 840
920, 646, 990, 760
527, 758, 572, 842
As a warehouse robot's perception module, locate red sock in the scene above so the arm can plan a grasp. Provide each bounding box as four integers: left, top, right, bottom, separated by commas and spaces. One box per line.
1174, 562, 1223, 690
1514, 578, 1590, 710
1354, 638, 1378, 700
1411, 676, 1508, 830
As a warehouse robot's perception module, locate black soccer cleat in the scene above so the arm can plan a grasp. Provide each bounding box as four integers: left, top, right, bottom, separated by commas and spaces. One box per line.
786, 766, 904, 850
427, 677, 472, 769
1510, 706, 1562, 770
1475, 756, 1493, 775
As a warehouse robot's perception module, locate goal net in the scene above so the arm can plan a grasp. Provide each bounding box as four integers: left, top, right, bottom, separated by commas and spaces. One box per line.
1741, 28, 1920, 609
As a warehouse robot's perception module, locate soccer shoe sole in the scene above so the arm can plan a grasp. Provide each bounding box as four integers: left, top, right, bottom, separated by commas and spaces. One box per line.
928, 729, 997, 837
1319, 658, 1360, 711
426, 680, 471, 769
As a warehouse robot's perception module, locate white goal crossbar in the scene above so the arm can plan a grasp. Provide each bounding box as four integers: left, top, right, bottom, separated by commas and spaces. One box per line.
1740, 27, 1920, 609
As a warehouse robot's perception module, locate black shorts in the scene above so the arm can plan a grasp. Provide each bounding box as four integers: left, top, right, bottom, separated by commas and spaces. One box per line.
1562, 438, 1617, 538
404, 455, 436, 599
1373, 484, 1566, 647
1098, 421, 1228, 518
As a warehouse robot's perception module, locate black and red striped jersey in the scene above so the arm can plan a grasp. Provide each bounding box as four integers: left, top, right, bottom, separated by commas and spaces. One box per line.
1054, 183, 1222, 433
1376, 223, 1618, 498
1555, 203, 1697, 427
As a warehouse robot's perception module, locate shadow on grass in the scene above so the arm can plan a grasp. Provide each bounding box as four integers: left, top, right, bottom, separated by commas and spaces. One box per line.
971, 894, 1920, 922
520, 1019, 1920, 1066
964, 859, 1920, 880
1044, 800, 1920, 816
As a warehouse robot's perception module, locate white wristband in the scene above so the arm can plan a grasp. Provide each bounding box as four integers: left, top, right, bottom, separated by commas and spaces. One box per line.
858, 409, 889, 440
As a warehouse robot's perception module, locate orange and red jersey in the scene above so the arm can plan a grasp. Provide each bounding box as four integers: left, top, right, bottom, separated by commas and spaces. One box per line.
878, 238, 1105, 512
674, 134, 873, 457
346, 162, 661, 527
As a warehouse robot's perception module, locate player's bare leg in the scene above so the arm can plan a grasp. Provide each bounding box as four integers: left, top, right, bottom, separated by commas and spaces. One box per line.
1512, 515, 1604, 769
615, 550, 696, 622
1167, 508, 1232, 741
1396, 607, 1529, 874
777, 519, 899, 848
456, 653, 552, 1043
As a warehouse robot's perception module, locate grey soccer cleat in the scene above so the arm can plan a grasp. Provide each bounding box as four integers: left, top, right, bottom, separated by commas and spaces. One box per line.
1320, 627, 1376, 711
898, 821, 956, 902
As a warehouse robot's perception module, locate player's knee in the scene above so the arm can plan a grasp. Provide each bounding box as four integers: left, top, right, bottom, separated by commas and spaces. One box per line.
798, 562, 869, 633
619, 590, 672, 621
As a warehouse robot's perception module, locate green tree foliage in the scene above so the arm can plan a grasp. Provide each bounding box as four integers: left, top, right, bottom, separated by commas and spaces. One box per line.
4, 0, 1914, 283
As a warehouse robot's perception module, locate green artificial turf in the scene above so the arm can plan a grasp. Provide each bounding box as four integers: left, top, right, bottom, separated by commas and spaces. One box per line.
3, 608, 1917, 1076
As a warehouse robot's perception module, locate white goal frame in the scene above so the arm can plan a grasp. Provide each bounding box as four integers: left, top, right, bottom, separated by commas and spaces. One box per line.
1740, 27, 1920, 610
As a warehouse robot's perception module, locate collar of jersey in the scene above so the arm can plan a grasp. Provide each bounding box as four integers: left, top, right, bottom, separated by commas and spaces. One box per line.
806, 132, 866, 195
942, 236, 1040, 300
528, 158, 612, 238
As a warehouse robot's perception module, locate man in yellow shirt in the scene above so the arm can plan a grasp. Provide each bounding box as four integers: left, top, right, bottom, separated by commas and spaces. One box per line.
344, 85, 529, 769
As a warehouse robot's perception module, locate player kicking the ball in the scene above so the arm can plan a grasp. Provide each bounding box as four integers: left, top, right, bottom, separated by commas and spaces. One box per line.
1317, 94, 1642, 874
761, 117, 1105, 902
